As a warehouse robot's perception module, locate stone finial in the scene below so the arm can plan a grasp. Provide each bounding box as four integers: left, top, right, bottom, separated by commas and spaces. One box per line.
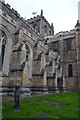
75, 20, 80, 27
51, 23, 54, 35
51, 23, 53, 28
41, 9, 43, 16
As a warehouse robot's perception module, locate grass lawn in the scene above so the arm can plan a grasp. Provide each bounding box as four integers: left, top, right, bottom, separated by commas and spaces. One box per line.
0, 103, 2, 118
2, 92, 80, 119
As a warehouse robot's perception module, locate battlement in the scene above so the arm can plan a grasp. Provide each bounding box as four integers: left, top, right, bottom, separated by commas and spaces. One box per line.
1, 1, 44, 42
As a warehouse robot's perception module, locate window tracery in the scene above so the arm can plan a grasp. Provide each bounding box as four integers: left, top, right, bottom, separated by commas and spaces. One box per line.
0, 30, 6, 71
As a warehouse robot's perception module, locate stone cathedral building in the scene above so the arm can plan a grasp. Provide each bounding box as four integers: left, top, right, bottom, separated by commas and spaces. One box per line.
0, 0, 80, 95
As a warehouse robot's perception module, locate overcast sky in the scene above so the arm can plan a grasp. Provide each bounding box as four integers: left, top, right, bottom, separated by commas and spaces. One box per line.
5, 0, 79, 34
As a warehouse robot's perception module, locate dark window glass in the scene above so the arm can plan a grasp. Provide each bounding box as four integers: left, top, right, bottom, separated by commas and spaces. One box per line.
67, 40, 72, 51
2, 44, 5, 65
53, 42, 59, 52
68, 64, 73, 77
49, 31, 51, 35
0, 39, 6, 70
33, 24, 37, 30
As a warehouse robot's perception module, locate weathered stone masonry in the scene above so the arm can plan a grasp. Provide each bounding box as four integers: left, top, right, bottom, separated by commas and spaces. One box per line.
0, 0, 80, 96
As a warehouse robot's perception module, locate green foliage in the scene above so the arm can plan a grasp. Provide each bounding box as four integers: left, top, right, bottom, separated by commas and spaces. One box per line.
2, 92, 79, 119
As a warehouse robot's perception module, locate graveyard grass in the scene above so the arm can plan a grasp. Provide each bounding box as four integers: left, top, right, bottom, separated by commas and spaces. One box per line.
2, 92, 80, 119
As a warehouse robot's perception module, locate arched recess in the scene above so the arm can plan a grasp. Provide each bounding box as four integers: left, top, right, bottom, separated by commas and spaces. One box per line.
24, 41, 33, 81
38, 50, 45, 72
39, 50, 47, 87
0, 25, 12, 75
41, 52, 45, 71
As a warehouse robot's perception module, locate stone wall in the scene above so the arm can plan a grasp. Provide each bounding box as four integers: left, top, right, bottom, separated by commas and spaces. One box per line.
0, 1, 80, 94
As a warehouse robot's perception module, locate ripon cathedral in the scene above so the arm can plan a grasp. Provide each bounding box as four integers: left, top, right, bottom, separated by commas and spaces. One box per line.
0, 0, 80, 96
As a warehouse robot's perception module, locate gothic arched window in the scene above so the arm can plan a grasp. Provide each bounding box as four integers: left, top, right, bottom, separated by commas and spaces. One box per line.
68, 64, 73, 77
0, 30, 6, 71
2, 39, 6, 65
53, 41, 59, 52
33, 24, 37, 30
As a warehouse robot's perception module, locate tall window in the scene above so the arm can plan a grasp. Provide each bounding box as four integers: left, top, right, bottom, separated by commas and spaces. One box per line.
0, 31, 6, 71
45, 25, 47, 35
2, 39, 6, 64
53, 42, 59, 52
67, 40, 72, 51
68, 64, 73, 77
33, 24, 37, 30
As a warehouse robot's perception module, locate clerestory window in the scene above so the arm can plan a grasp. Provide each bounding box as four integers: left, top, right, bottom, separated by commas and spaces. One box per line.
67, 40, 72, 51
53, 41, 59, 52
33, 24, 38, 30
